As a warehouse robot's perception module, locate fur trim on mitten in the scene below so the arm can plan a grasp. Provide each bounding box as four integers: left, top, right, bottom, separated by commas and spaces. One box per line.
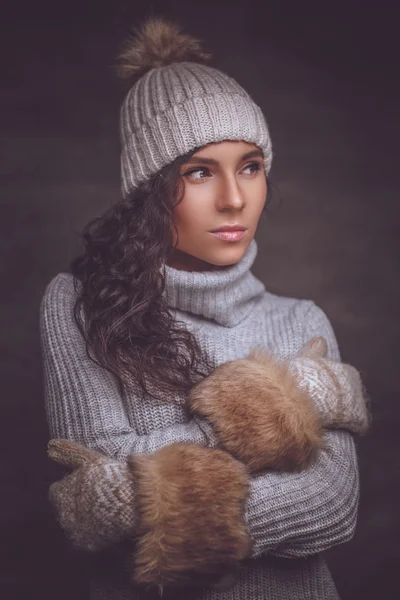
128, 442, 251, 591
47, 439, 137, 551
187, 338, 325, 474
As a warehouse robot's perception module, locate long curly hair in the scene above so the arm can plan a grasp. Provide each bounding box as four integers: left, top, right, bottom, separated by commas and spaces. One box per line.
70, 149, 274, 401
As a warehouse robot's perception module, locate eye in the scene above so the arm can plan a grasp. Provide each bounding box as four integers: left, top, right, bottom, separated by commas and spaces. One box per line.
183, 167, 211, 181
242, 162, 263, 176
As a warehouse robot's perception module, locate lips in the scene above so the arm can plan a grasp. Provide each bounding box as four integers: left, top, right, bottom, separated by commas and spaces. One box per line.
210, 230, 246, 241
210, 226, 246, 232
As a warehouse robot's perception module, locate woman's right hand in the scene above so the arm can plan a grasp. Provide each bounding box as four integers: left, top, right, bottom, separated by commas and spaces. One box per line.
48, 439, 252, 592
127, 442, 251, 592
47, 439, 137, 551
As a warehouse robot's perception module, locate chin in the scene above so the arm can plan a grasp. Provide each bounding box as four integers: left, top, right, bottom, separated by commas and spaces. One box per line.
170, 236, 253, 271
203, 242, 250, 267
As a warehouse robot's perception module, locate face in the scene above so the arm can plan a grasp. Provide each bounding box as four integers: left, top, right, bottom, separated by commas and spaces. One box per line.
167, 141, 268, 271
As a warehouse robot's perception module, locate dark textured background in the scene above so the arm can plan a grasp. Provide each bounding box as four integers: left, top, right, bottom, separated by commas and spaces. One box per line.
1, 1, 399, 598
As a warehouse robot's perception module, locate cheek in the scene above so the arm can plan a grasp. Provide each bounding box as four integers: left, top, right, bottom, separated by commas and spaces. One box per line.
173, 190, 209, 229
248, 177, 268, 215
258, 173, 268, 198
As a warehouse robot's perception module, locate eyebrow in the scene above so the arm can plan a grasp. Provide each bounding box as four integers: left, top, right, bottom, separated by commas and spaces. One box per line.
183, 149, 264, 166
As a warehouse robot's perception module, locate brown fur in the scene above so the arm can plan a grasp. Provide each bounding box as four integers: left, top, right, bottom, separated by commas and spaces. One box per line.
187, 340, 326, 473
117, 17, 212, 81
128, 443, 251, 591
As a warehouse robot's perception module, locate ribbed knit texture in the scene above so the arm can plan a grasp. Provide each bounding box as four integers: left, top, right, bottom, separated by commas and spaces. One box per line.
40, 238, 366, 600
120, 62, 272, 197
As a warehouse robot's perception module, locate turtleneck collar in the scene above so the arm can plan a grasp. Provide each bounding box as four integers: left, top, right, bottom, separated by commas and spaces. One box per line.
163, 238, 266, 328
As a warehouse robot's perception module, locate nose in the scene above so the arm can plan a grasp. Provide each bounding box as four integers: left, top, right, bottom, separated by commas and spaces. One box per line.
216, 173, 246, 212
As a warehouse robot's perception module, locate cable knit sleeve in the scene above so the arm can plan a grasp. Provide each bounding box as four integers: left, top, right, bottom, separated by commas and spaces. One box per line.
40, 273, 218, 460
245, 301, 361, 558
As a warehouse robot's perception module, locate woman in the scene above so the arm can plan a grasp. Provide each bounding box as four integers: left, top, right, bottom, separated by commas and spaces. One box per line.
40, 16, 370, 600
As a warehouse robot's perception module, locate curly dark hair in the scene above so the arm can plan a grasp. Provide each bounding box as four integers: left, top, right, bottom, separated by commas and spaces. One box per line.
70, 148, 273, 401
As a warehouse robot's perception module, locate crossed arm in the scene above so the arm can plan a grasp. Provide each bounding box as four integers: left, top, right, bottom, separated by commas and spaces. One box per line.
41, 274, 367, 562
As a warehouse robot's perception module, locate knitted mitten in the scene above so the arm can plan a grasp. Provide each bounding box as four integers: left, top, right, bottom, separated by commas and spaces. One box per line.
128, 442, 251, 591
47, 439, 136, 551
187, 336, 370, 474
48, 440, 251, 591
288, 338, 371, 435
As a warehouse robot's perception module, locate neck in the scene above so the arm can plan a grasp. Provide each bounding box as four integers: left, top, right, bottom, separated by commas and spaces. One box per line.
166, 248, 223, 272
163, 238, 266, 327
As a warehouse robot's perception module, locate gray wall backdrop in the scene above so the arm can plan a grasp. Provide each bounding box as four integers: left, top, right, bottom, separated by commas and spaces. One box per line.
1, 1, 398, 599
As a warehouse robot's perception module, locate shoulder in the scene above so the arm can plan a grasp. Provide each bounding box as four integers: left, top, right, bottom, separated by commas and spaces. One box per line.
264, 290, 329, 323
40, 273, 76, 310
41, 272, 75, 299
261, 291, 340, 360
39, 272, 79, 335
262, 289, 315, 323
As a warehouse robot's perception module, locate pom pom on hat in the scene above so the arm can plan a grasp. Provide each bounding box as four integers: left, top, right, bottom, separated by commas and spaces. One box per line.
117, 17, 212, 82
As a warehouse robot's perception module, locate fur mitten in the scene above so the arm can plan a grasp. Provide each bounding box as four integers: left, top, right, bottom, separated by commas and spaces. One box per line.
48, 440, 251, 591
128, 442, 251, 591
187, 338, 325, 474
188, 335, 370, 474
47, 439, 137, 551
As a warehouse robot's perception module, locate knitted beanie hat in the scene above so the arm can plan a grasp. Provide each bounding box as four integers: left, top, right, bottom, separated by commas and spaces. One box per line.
117, 17, 273, 198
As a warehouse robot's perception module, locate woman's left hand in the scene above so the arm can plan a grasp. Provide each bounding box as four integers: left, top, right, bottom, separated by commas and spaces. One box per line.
187, 338, 327, 474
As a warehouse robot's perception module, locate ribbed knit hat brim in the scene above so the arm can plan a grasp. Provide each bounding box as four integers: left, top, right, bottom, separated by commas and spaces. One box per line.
120, 61, 273, 197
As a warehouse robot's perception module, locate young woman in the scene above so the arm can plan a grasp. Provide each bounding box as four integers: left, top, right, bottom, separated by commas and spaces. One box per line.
40, 17, 369, 600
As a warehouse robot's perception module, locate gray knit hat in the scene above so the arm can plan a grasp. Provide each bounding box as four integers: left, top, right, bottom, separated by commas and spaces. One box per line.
118, 18, 273, 199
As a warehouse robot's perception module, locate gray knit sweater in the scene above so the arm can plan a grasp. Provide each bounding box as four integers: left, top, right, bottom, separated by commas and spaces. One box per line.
40, 238, 364, 600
